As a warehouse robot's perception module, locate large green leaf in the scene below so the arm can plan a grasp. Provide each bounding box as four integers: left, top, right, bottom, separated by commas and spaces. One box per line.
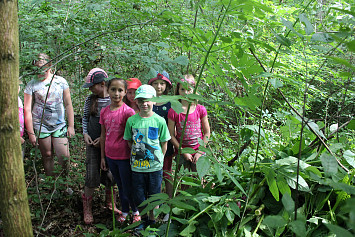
311, 32, 334, 42
265, 168, 279, 201
347, 119, 355, 130
262, 215, 287, 228
277, 174, 291, 195
203, 195, 221, 203
320, 153, 338, 176
180, 221, 197, 236
173, 55, 189, 65
225, 208, 235, 222
222, 164, 246, 195
170, 100, 184, 114
269, 78, 284, 89
282, 193, 294, 214
306, 121, 326, 139
276, 156, 310, 170
284, 173, 310, 192
196, 155, 211, 179
289, 220, 307, 237
275, 34, 292, 48
181, 147, 196, 154
169, 199, 197, 211
281, 17, 303, 38
327, 56, 355, 71
214, 162, 223, 182
343, 150, 355, 168
325, 224, 354, 237
345, 40, 355, 52
228, 201, 240, 217
299, 13, 314, 35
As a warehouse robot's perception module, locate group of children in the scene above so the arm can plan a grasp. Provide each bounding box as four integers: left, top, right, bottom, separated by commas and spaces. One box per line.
22, 53, 210, 230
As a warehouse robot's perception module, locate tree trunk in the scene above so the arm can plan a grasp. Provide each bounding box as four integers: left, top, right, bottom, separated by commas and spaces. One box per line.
0, 0, 33, 236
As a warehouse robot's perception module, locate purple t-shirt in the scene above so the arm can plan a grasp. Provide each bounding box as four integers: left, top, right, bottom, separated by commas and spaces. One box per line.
99, 103, 135, 160
168, 104, 207, 151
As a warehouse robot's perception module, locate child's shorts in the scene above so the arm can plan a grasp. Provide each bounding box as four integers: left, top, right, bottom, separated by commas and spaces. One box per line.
131, 169, 163, 206
85, 145, 115, 188
178, 152, 205, 171
37, 126, 67, 139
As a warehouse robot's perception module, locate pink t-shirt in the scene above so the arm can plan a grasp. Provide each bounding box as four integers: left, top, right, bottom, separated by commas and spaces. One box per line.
168, 104, 207, 150
18, 97, 24, 137
99, 103, 135, 160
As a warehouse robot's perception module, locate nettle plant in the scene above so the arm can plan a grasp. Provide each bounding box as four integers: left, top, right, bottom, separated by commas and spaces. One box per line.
18, 0, 354, 236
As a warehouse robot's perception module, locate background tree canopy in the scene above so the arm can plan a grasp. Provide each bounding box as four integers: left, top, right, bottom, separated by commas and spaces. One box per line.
9, 0, 355, 236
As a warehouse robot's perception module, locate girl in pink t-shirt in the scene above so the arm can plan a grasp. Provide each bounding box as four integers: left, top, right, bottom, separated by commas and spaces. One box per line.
168, 75, 211, 172
19, 85, 25, 144
99, 78, 140, 224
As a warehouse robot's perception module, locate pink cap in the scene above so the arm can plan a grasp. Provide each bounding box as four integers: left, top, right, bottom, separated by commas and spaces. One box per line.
148, 73, 172, 87
83, 68, 108, 88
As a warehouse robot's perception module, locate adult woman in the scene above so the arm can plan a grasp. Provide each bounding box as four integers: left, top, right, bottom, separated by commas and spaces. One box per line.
24, 53, 75, 176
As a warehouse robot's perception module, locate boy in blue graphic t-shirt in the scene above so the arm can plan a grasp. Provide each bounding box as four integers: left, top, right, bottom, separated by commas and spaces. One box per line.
124, 85, 171, 230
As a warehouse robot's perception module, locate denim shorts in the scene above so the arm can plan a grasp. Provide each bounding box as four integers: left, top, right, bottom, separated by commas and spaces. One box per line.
131, 169, 163, 207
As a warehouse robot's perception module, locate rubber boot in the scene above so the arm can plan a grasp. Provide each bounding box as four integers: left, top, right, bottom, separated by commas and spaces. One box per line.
82, 193, 93, 225
106, 189, 120, 214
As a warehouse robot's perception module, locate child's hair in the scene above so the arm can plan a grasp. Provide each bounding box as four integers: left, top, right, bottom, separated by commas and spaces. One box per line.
175, 74, 195, 95
89, 81, 107, 116
107, 78, 127, 91
32, 53, 52, 67
89, 94, 99, 116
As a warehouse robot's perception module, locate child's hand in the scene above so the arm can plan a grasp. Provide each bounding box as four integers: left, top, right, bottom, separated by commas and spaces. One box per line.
182, 153, 193, 162
67, 126, 75, 138
192, 152, 203, 164
29, 134, 38, 146
84, 133, 93, 145
100, 158, 107, 171
20, 137, 25, 145
93, 137, 100, 147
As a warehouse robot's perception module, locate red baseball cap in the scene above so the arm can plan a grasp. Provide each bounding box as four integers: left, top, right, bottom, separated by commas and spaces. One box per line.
127, 78, 142, 90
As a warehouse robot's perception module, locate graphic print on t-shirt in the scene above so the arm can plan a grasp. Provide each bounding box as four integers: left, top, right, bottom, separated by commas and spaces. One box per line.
132, 128, 160, 169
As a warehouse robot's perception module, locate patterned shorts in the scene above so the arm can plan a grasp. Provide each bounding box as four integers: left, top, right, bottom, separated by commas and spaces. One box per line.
37, 126, 67, 139
85, 145, 115, 188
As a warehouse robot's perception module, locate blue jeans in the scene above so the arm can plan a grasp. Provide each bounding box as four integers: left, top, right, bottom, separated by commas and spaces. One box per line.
132, 169, 163, 208
106, 158, 137, 213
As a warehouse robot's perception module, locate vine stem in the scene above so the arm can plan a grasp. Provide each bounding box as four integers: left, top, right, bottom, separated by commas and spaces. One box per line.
295, 39, 309, 221
249, 45, 349, 172
187, 203, 214, 224
33, 69, 57, 220
166, 0, 232, 235
20, 20, 153, 80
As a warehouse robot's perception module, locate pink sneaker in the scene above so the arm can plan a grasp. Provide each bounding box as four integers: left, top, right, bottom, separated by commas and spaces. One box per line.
117, 213, 127, 223
132, 213, 141, 223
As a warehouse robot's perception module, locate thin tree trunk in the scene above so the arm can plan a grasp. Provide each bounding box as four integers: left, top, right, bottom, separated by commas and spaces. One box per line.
0, 0, 33, 236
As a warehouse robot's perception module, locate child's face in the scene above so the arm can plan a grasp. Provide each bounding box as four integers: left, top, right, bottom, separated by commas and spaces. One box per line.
35, 59, 50, 80
136, 98, 154, 113
127, 89, 136, 103
108, 80, 126, 104
151, 79, 167, 96
178, 83, 193, 96
89, 83, 103, 96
